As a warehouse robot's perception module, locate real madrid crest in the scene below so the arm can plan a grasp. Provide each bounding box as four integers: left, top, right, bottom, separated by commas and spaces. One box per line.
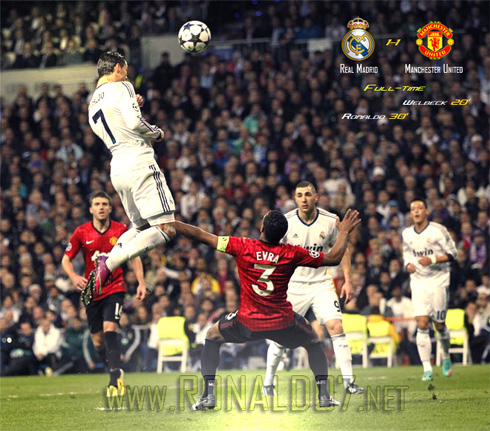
416, 22, 454, 59
342, 17, 375, 61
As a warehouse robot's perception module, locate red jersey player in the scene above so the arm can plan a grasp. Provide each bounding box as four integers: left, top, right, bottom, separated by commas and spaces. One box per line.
174, 208, 361, 410
61, 191, 145, 396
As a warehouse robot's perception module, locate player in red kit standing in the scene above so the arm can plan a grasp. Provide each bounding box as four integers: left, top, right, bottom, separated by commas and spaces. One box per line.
62, 191, 146, 396
174, 209, 361, 410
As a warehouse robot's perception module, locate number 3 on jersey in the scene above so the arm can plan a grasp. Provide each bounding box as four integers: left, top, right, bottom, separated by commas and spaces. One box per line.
92, 109, 116, 144
252, 264, 276, 296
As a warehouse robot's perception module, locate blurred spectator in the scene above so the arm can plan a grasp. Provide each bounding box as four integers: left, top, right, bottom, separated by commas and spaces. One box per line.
33, 317, 62, 373
188, 311, 212, 370
0, 318, 17, 372
119, 312, 141, 372
83, 38, 102, 64
52, 317, 97, 375
12, 42, 39, 69
0, 294, 21, 323
387, 286, 418, 365
3, 321, 37, 376
465, 293, 490, 363
469, 229, 489, 272
361, 288, 394, 317
62, 39, 84, 65
39, 41, 59, 69
296, 17, 323, 40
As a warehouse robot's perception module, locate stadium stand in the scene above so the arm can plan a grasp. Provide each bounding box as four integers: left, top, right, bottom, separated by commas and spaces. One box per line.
0, 0, 489, 374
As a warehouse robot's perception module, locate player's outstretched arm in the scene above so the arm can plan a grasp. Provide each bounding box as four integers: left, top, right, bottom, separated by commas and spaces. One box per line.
174, 221, 218, 249
321, 209, 361, 266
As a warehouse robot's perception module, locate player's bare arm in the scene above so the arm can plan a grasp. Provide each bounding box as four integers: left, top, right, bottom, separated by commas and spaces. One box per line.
321, 209, 361, 266
61, 254, 87, 291
174, 221, 218, 249
129, 256, 146, 301
339, 245, 354, 304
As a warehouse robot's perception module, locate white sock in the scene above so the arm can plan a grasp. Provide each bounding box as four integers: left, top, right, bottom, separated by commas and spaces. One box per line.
416, 328, 432, 372
264, 343, 284, 387
437, 326, 451, 360
331, 333, 354, 388
106, 226, 170, 271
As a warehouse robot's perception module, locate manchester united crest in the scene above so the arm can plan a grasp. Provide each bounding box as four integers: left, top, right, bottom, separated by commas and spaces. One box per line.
416, 22, 454, 59
342, 17, 375, 61
109, 236, 119, 246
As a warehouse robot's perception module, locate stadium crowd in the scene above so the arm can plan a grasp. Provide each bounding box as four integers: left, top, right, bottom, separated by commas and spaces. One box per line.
1, 0, 489, 375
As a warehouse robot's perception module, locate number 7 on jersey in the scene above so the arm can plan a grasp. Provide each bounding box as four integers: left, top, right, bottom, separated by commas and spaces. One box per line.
92, 109, 116, 144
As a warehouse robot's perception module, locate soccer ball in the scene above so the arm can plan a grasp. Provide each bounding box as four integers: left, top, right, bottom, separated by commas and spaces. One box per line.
178, 21, 211, 53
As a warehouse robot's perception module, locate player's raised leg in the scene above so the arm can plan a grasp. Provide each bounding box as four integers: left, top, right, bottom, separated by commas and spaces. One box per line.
94, 168, 176, 290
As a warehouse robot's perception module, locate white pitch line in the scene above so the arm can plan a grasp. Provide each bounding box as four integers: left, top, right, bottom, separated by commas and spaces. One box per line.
39, 391, 98, 397
96, 406, 128, 411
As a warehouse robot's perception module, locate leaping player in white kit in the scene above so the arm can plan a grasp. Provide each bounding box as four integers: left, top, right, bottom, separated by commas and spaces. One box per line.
263, 181, 364, 395
402, 198, 457, 381
87, 51, 176, 298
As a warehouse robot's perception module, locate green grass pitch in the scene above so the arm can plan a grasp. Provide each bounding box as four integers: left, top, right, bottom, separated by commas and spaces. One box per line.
1, 365, 489, 431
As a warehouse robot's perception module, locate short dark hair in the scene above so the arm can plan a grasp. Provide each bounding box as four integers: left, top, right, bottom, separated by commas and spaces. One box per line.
295, 181, 317, 193
263, 210, 288, 244
410, 198, 427, 208
89, 191, 112, 206
97, 51, 126, 78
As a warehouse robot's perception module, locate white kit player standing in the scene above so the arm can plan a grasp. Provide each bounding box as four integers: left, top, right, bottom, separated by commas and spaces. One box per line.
88, 51, 176, 293
263, 181, 364, 395
402, 198, 457, 381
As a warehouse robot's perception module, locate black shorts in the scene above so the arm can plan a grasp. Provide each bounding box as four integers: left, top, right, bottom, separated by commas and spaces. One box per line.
218, 311, 315, 349
86, 292, 125, 334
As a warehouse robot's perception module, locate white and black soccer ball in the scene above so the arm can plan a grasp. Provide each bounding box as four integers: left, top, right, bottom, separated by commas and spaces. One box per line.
178, 21, 211, 53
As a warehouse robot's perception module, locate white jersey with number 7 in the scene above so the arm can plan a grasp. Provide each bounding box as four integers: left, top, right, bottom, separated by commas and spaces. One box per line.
88, 81, 162, 176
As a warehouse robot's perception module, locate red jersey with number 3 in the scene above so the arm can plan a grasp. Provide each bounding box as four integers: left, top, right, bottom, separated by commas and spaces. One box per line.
65, 221, 128, 302
218, 236, 324, 331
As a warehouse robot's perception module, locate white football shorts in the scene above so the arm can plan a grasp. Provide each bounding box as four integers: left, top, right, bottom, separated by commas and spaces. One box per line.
111, 164, 175, 228
411, 282, 449, 322
287, 281, 342, 324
